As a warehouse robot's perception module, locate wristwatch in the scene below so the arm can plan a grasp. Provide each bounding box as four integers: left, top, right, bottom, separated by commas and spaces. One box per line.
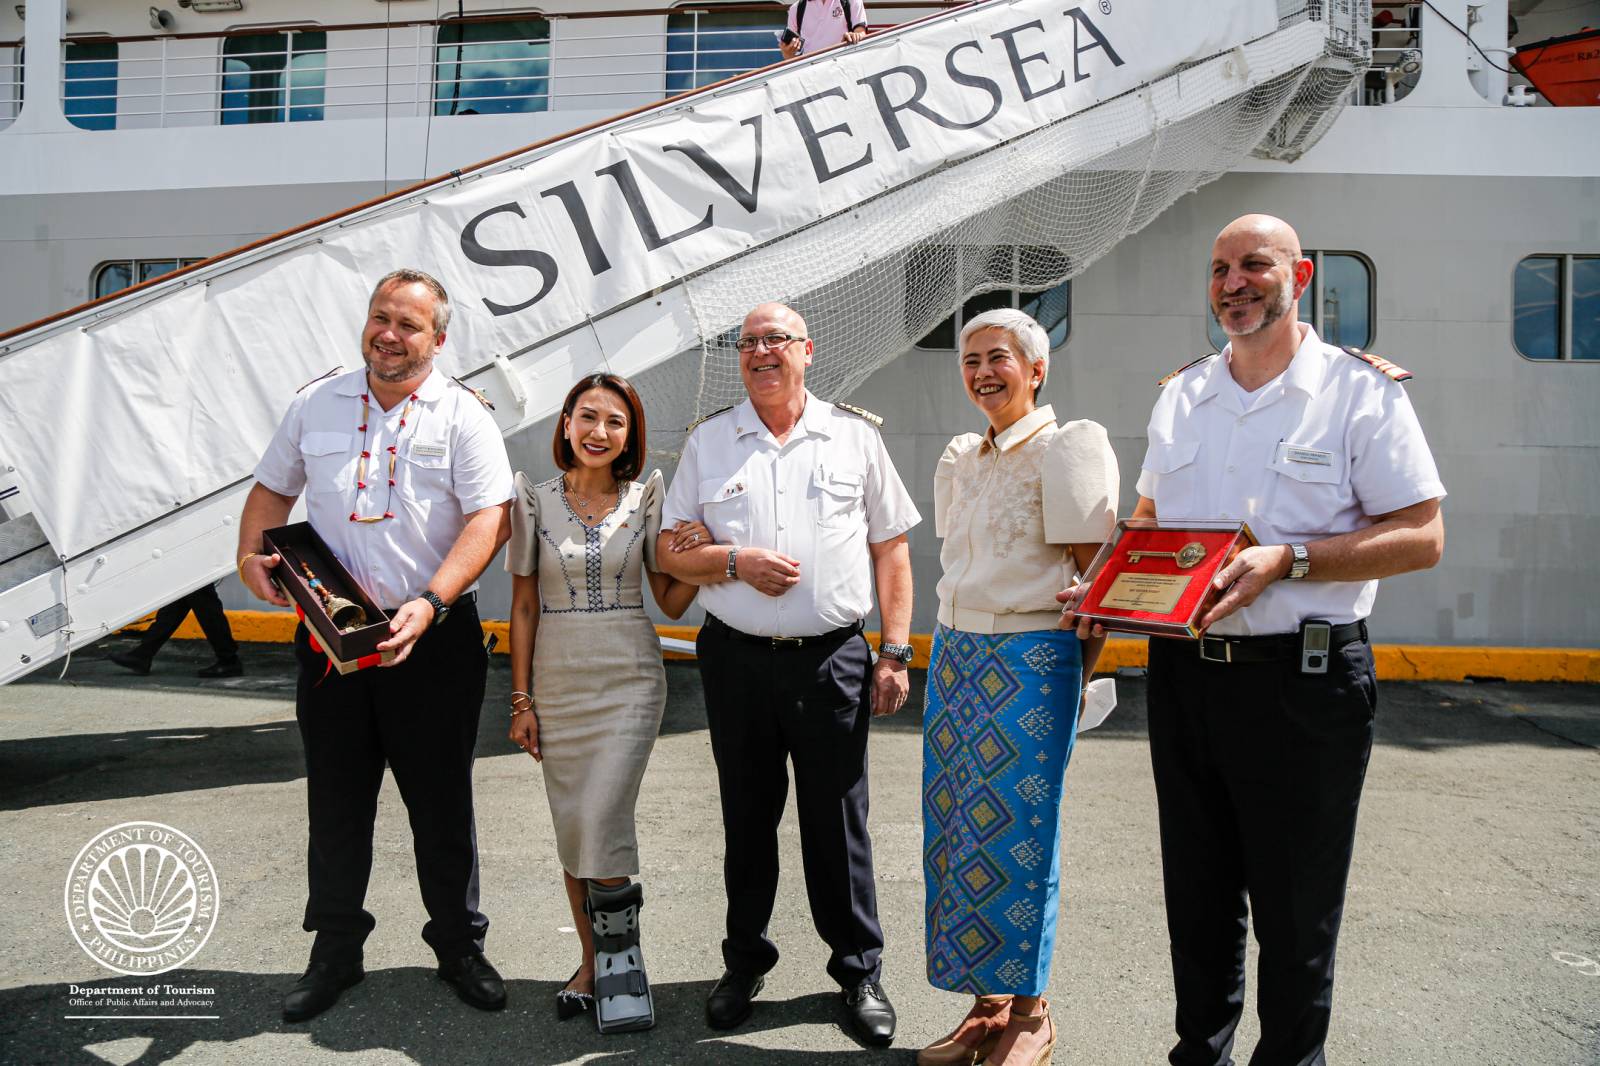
420, 589, 450, 625
878, 641, 915, 664
725, 546, 740, 579
1285, 543, 1311, 581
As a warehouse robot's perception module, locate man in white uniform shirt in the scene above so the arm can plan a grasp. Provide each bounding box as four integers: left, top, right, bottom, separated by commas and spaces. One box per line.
238, 269, 514, 1023
1070, 215, 1445, 1066
659, 302, 919, 1046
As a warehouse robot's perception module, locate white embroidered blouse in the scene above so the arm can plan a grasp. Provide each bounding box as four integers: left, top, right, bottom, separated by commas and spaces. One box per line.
934, 405, 1120, 634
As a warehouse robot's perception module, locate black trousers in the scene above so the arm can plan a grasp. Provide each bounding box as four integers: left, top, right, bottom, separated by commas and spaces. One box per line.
696, 619, 884, 988
294, 599, 489, 966
1147, 636, 1377, 1066
132, 584, 238, 661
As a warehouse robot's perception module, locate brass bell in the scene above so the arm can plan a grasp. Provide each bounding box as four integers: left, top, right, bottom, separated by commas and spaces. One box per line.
324, 594, 368, 633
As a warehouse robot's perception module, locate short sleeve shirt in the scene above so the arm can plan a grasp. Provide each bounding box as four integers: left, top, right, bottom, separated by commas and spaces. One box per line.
663, 391, 920, 637
787, 0, 867, 53
254, 367, 514, 608
1135, 325, 1445, 636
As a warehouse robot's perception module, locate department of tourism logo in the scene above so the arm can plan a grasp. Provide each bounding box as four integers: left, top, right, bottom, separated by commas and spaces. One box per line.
64, 822, 220, 976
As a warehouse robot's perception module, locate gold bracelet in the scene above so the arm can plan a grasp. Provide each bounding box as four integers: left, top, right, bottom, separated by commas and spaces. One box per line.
236, 552, 260, 581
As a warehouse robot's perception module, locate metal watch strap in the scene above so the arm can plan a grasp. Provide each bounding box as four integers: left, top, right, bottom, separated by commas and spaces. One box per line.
1286, 543, 1311, 581
421, 589, 449, 623
878, 641, 914, 664
725, 546, 740, 579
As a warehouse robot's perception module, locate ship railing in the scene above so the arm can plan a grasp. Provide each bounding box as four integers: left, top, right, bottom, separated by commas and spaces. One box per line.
48, 19, 817, 128
0, 51, 19, 131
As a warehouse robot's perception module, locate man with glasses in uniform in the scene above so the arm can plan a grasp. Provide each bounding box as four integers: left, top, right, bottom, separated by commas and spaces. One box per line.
658, 302, 919, 1047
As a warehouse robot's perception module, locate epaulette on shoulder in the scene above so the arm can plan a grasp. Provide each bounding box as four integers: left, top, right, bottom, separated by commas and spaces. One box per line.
686, 405, 734, 434
451, 375, 496, 410
1157, 353, 1217, 387
295, 366, 342, 394
1342, 346, 1412, 382
834, 401, 884, 429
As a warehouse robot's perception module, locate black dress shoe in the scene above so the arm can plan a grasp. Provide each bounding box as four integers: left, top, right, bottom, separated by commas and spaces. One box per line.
282, 959, 364, 1022
706, 969, 764, 1030
197, 658, 244, 678
108, 651, 152, 676
842, 979, 896, 1046
555, 966, 593, 1021
438, 952, 507, 1011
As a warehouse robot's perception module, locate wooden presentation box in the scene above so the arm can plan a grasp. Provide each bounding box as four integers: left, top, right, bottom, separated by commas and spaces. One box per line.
262, 522, 394, 673
1072, 520, 1258, 639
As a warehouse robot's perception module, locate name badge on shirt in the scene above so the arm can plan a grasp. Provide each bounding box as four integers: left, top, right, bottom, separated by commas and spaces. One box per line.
1283, 445, 1333, 466
412, 441, 448, 459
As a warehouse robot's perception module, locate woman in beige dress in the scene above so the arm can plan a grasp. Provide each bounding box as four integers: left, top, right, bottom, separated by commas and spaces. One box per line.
505, 372, 711, 1030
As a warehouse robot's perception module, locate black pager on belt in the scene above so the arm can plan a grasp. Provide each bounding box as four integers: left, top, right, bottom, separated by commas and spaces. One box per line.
1299, 619, 1331, 675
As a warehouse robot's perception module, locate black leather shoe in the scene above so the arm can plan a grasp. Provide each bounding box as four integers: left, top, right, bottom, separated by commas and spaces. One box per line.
197, 658, 244, 678
108, 651, 152, 676
438, 952, 507, 1011
282, 959, 364, 1023
842, 980, 896, 1046
706, 969, 764, 1030
555, 966, 593, 1021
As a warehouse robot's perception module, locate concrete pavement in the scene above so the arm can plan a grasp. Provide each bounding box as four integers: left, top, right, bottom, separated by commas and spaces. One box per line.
0, 634, 1595, 1065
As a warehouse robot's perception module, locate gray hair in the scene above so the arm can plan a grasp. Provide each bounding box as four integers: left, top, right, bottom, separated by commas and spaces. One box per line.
369, 268, 452, 337
959, 307, 1050, 392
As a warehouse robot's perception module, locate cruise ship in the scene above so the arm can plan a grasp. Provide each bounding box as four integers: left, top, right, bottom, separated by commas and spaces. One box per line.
0, 0, 1595, 682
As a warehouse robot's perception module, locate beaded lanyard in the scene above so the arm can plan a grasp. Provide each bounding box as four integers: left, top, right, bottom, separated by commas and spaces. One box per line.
350, 390, 417, 522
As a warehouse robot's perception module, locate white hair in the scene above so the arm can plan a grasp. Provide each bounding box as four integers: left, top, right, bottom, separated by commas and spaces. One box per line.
958, 307, 1050, 392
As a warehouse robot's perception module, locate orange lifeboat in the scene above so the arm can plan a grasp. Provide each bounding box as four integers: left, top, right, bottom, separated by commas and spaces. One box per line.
1512, 28, 1600, 106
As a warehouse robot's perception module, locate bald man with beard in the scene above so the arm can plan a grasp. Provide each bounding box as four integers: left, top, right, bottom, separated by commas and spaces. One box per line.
1068, 215, 1445, 1065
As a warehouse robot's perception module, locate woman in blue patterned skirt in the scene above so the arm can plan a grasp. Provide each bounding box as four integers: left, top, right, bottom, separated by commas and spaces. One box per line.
919, 309, 1119, 1066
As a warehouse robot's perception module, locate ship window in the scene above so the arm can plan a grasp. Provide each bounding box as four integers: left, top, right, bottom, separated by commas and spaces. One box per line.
1207, 250, 1374, 352
435, 18, 550, 116
1515, 255, 1599, 361
64, 41, 118, 131
92, 258, 207, 300
221, 32, 327, 125
910, 246, 1073, 352
666, 5, 785, 97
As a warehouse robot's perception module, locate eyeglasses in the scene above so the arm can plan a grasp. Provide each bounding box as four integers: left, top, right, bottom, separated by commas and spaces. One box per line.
735, 332, 807, 353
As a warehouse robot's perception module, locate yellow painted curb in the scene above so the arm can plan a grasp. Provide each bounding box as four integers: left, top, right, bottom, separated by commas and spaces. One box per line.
122, 611, 1600, 683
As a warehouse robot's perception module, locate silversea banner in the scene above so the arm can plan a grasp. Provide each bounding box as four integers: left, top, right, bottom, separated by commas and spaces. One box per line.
0, 0, 1280, 557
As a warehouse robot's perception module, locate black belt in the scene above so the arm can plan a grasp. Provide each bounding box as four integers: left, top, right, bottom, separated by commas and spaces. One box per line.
703, 613, 863, 650
1195, 620, 1367, 664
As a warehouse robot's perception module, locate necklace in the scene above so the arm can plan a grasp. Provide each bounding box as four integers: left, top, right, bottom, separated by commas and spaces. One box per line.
563, 475, 617, 523
351, 390, 418, 523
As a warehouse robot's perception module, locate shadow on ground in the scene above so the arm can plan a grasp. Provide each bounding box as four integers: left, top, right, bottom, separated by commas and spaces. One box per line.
2, 636, 1593, 813
0, 970, 911, 1064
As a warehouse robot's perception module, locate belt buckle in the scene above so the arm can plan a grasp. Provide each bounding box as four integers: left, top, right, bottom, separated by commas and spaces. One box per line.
770, 635, 804, 648
1197, 635, 1233, 664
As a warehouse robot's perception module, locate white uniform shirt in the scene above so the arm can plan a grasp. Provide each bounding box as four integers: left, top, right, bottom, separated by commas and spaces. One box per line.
255, 367, 514, 608
1136, 325, 1445, 636
663, 391, 920, 637
786, 0, 867, 54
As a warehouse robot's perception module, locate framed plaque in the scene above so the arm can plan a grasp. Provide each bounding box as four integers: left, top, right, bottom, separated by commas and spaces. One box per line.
1072, 520, 1258, 639
262, 522, 395, 673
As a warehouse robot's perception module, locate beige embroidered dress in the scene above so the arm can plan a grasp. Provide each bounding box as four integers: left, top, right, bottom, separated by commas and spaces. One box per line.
506, 468, 666, 879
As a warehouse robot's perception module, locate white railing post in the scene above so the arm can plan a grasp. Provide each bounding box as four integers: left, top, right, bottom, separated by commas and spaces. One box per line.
414, 23, 426, 117
10, 0, 73, 133
158, 37, 169, 127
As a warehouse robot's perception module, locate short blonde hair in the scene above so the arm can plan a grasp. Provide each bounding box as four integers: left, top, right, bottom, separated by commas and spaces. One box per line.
369, 268, 452, 337
959, 307, 1050, 394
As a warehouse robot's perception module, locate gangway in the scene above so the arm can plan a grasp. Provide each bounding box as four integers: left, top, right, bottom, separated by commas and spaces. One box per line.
0, 0, 1368, 685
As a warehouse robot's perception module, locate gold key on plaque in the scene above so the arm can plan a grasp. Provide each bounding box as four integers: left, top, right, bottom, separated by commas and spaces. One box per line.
1127, 541, 1207, 569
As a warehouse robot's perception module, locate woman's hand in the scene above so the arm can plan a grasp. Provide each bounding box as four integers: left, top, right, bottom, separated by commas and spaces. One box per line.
667, 520, 714, 553
508, 708, 541, 762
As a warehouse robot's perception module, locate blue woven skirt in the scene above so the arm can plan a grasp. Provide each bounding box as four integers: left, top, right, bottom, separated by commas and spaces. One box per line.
922, 624, 1082, 995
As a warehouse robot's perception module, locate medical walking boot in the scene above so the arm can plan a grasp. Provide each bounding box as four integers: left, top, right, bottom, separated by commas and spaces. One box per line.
587, 879, 654, 1033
